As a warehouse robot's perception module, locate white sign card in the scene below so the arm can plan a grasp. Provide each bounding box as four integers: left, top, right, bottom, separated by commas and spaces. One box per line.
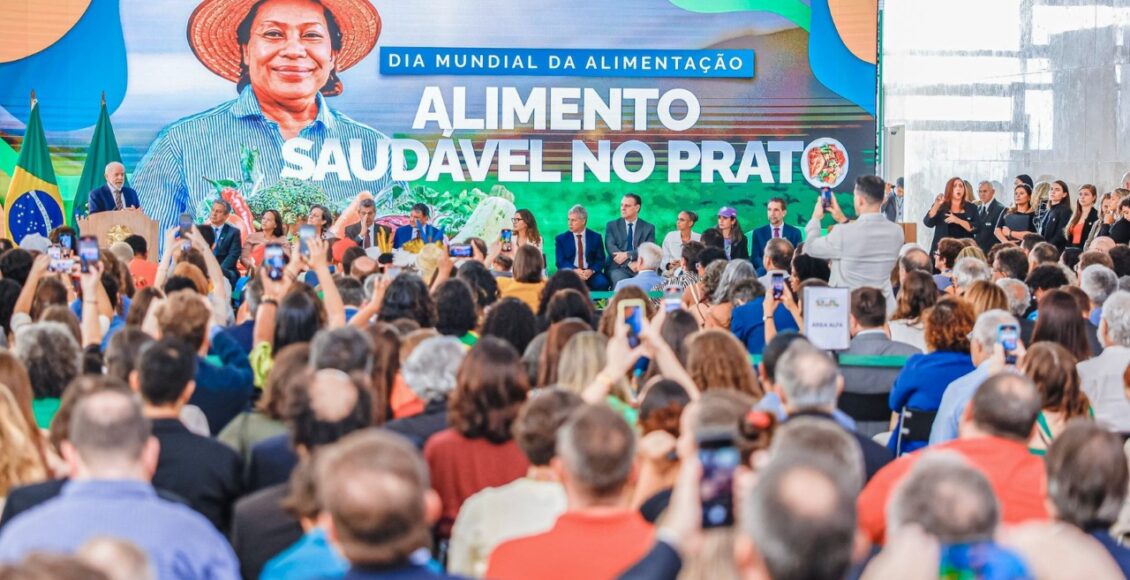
803, 286, 851, 351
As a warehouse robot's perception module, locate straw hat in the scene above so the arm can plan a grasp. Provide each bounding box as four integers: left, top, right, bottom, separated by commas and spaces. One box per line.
187, 0, 381, 85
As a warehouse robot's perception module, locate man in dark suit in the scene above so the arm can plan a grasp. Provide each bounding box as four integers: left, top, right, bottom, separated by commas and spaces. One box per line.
344, 198, 392, 251
198, 199, 242, 288
132, 337, 243, 532
974, 180, 1006, 253
555, 204, 610, 290
750, 197, 803, 275
392, 203, 444, 249
880, 176, 905, 222
838, 288, 921, 438
605, 193, 656, 287
86, 161, 140, 214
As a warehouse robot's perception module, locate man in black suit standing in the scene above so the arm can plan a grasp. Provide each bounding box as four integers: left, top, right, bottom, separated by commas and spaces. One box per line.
344, 198, 391, 252
87, 161, 140, 214
605, 193, 656, 287
974, 180, 1005, 254
199, 199, 242, 288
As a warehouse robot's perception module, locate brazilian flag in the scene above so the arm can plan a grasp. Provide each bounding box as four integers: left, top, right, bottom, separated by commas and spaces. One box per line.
73, 95, 125, 224
3, 98, 64, 244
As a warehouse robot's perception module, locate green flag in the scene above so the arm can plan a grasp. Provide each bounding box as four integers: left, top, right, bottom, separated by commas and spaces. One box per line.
72, 95, 125, 224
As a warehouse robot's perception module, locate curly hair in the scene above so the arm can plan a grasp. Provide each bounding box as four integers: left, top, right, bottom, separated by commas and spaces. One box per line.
923, 296, 974, 353
686, 330, 763, 397
448, 337, 529, 443
13, 322, 82, 400
537, 270, 589, 319
480, 297, 539, 355
457, 261, 500, 311
379, 274, 437, 328
433, 279, 478, 338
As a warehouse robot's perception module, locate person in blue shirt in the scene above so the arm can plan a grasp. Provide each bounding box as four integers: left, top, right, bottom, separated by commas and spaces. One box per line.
888, 296, 976, 455
613, 242, 665, 292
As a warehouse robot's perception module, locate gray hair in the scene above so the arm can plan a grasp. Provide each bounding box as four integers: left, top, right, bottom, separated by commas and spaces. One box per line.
636, 242, 663, 271
108, 241, 134, 264
556, 403, 636, 499
775, 341, 840, 411
713, 260, 757, 303
969, 310, 1019, 351
14, 321, 82, 399
888, 453, 999, 543
953, 257, 992, 291
401, 336, 465, 402
310, 327, 375, 375
1101, 291, 1130, 346
567, 205, 588, 220
1080, 265, 1118, 307
1046, 422, 1128, 530
978, 180, 994, 191
1120, 276, 1130, 294
103, 161, 124, 174
996, 278, 1031, 318
771, 417, 865, 493
70, 389, 151, 469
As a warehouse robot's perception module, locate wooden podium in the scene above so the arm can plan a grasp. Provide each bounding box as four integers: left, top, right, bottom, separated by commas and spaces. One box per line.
77, 210, 159, 263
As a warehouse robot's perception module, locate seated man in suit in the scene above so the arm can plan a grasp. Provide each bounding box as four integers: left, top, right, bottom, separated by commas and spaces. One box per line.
838, 288, 921, 438
344, 198, 392, 251
392, 203, 444, 249
605, 193, 656, 286
132, 337, 243, 532
198, 199, 242, 288
86, 161, 140, 214
554, 205, 610, 291
751, 197, 803, 275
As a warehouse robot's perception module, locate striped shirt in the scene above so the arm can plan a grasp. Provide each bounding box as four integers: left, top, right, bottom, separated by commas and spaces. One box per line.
132, 86, 405, 244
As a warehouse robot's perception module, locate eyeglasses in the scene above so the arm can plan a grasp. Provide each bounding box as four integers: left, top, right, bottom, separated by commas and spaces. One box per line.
511, 217, 523, 223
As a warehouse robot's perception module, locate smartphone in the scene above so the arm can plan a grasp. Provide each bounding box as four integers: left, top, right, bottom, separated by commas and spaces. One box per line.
179, 213, 193, 236
771, 273, 786, 300
663, 284, 683, 312
500, 228, 513, 253
618, 298, 645, 348
449, 244, 473, 258
58, 233, 74, 254
264, 243, 287, 281
698, 431, 740, 528
298, 224, 316, 257
820, 187, 833, 210
47, 246, 67, 273
998, 324, 1019, 365
78, 236, 99, 273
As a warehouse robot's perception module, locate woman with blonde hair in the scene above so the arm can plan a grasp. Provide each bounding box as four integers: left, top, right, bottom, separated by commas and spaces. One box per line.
964, 280, 1008, 317
555, 331, 609, 395
685, 330, 762, 398
0, 383, 49, 505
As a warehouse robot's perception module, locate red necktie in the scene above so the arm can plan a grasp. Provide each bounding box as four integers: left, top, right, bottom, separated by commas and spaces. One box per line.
576, 234, 585, 269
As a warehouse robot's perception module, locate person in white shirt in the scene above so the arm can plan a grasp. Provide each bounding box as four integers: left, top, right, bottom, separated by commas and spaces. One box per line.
1077, 291, 1130, 432
660, 211, 700, 273
803, 175, 904, 315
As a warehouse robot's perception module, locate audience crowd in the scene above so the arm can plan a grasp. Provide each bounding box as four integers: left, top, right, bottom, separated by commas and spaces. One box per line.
1, 170, 1130, 579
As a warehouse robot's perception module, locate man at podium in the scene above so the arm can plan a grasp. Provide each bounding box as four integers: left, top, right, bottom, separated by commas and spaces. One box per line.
87, 162, 140, 214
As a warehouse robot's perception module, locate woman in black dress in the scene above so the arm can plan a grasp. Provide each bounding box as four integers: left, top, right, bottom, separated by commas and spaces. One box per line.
923, 177, 978, 256
994, 184, 1036, 245
1038, 180, 1073, 251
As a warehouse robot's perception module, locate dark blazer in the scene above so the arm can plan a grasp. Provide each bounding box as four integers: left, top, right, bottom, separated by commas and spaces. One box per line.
604, 217, 656, 272
838, 332, 922, 438
1039, 201, 1073, 251
87, 184, 140, 214
345, 222, 393, 248
880, 191, 903, 223
1067, 207, 1099, 249
344, 565, 468, 580
392, 223, 444, 248
191, 331, 254, 433
199, 222, 242, 278
750, 223, 803, 275
923, 201, 978, 256
618, 540, 682, 580
0, 478, 188, 530
1098, 219, 1130, 245
973, 199, 1006, 253
555, 228, 607, 274
151, 418, 243, 532
230, 483, 303, 580
384, 398, 449, 449
246, 433, 299, 493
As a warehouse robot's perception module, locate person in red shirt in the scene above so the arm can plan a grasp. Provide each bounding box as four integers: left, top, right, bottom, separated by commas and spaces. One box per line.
124, 235, 158, 290
486, 404, 654, 580
858, 372, 1049, 544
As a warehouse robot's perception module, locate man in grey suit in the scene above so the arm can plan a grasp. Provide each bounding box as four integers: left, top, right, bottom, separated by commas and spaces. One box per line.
973, 180, 1006, 254
804, 175, 905, 315
838, 288, 921, 437
605, 193, 656, 287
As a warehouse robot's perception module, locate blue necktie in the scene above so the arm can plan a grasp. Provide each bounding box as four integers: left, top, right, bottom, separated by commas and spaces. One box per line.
626, 222, 634, 252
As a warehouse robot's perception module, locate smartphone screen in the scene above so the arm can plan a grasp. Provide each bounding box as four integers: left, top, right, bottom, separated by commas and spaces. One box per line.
78, 236, 99, 273
998, 324, 1019, 365
821, 187, 833, 210
500, 228, 513, 252
771, 273, 784, 300
449, 244, 473, 258
265, 243, 287, 281
298, 224, 316, 257
58, 234, 73, 254
619, 299, 645, 348
178, 213, 192, 235
663, 284, 682, 312
699, 432, 739, 528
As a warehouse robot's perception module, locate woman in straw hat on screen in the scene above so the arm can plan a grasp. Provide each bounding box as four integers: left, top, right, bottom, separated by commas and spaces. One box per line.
132, 0, 406, 238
